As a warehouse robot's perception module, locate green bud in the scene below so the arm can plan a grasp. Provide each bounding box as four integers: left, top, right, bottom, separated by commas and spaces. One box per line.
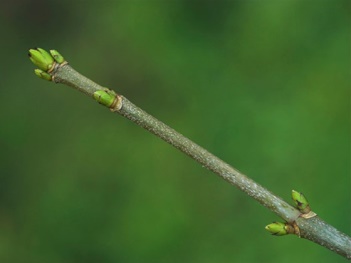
292, 190, 311, 214
265, 222, 289, 236
94, 90, 116, 107
34, 69, 52, 81
265, 222, 296, 236
28, 48, 55, 71
50, 49, 65, 64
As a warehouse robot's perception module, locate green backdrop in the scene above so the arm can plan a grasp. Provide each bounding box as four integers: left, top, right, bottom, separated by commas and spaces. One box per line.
0, 1, 350, 262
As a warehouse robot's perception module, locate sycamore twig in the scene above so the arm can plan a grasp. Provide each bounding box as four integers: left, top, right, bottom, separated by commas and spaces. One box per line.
28, 48, 351, 259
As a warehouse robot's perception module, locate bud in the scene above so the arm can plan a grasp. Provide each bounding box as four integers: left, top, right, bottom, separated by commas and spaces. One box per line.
34, 69, 52, 81
50, 49, 66, 64
93, 89, 116, 108
292, 190, 311, 214
28, 48, 55, 71
265, 222, 295, 236
265, 222, 288, 236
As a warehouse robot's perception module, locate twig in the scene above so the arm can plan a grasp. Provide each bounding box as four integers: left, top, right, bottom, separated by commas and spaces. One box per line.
28, 48, 351, 259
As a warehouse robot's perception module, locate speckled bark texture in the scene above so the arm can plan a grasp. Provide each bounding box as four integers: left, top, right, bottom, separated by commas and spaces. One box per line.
117, 97, 300, 222
297, 216, 351, 259
54, 64, 104, 96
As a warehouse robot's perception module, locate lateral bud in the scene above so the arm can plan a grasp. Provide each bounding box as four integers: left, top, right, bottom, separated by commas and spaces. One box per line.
292, 190, 311, 214
265, 222, 295, 236
34, 69, 52, 81
93, 88, 121, 111
50, 49, 66, 64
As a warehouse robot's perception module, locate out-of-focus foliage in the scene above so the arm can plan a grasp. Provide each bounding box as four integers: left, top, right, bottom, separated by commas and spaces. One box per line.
0, 1, 349, 262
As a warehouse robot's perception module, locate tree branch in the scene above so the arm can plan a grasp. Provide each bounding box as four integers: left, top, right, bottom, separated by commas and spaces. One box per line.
28, 49, 351, 259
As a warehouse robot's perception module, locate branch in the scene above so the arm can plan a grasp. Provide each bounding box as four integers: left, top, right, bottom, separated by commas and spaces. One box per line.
28, 48, 351, 259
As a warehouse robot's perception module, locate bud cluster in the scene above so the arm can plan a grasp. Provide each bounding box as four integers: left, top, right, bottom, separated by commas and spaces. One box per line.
28, 48, 66, 81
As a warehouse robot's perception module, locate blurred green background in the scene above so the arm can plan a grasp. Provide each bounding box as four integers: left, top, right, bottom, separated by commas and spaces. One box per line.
0, 0, 350, 262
